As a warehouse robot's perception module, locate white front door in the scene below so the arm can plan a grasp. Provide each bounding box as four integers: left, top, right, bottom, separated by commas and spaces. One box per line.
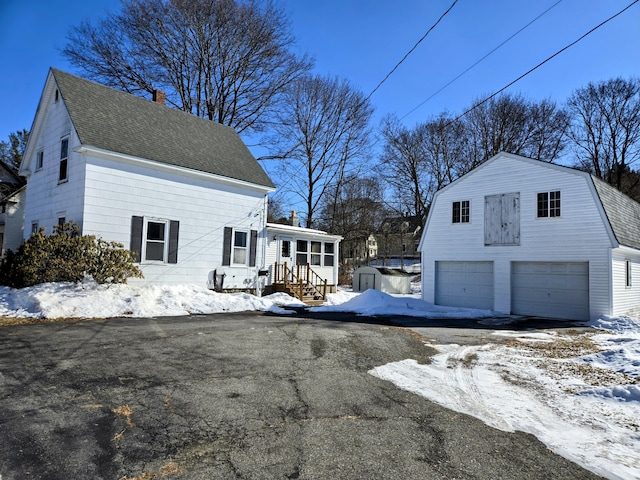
279, 236, 295, 266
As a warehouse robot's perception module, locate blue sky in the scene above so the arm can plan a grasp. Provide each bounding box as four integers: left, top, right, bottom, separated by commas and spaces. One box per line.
1, 0, 638, 152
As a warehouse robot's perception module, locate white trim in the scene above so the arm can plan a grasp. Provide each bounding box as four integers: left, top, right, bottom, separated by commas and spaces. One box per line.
142, 217, 170, 264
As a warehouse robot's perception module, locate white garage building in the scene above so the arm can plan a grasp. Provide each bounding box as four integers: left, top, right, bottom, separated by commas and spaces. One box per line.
419, 152, 640, 321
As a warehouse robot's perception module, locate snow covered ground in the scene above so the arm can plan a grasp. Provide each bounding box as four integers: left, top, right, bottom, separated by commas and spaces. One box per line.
0, 282, 638, 479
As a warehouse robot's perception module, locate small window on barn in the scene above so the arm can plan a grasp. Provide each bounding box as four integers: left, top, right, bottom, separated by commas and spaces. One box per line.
537, 191, 561, 218
626, 260, 632, 288
452, 200, 470, 223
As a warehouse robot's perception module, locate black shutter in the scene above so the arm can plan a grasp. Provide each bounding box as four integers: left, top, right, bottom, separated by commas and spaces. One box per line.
168, 220, 179, 264
130, 216, 143, 262
222, 227, 232, 266
249, 229, 258, 267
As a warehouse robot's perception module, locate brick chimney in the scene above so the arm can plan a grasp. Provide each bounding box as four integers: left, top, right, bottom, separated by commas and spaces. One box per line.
289, 210, 299, 227
152, 89, 166, 105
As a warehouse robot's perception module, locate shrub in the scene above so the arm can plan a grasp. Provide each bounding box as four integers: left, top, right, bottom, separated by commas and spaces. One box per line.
0, 222, 143, 288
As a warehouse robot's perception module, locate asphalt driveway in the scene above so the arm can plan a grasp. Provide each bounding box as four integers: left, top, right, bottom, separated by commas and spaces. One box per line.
0, 312, 601, 479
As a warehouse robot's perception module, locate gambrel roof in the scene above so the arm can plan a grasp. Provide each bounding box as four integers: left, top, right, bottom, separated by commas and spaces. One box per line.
27, 68, 274, 188
420, 152, 640, 253
591, 175, 640, 251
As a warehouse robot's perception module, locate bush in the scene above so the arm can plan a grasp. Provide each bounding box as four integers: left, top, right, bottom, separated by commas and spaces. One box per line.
0, 222, 143, 288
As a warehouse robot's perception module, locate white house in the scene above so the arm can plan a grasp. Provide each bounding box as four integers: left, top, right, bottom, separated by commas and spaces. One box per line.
264, 214, 342, 301
19, 68, 275, 288
419, 152, 640, 321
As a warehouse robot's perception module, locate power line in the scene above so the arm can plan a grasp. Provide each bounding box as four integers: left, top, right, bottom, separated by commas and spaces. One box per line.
401, 0, 564, 120
365, 0, 459, 102
451, 0, 640, 125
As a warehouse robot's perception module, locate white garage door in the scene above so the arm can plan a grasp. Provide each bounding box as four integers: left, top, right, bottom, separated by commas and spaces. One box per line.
511, 262, 589, 320
435, 261, 494, 310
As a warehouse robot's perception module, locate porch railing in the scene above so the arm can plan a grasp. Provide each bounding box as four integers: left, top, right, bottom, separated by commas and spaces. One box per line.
273, 262, 328, 302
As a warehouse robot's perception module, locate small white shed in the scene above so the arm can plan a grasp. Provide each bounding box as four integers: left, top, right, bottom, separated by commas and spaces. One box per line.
352, 266, 413, 294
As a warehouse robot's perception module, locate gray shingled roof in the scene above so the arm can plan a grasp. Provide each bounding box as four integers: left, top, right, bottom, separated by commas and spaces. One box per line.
591, 175, 640, 250
52, 69, 274, 188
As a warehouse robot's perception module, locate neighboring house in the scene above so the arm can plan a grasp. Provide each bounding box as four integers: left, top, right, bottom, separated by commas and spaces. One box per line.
376, 215, 422, 268
419, 152, 640, 321
19, 68, 275, 288
0, 163, 26, 256
265, 211, 342, 303
352, 265, 413, 294
342, 233, 377, 266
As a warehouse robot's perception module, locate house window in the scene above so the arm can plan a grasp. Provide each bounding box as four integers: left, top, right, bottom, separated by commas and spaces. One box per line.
537, 191, 561, 218
452, 200, 470, 223
221, 227, 256, 267
296, 239, 308, 265
36, 150, 44, 170
233, 230, 248, 264
626, 260, 632, 288
31, 222, 39, 234
55, 89, 59, 102
145, 220, 168, 261
130, 216, 180, 264
324, 242, 334, 267
59, 137, 69, 182
310, 241, 322, 266
57, 216, 66, 227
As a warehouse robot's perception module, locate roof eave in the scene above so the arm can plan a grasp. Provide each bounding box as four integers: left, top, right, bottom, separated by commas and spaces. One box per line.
78, 145, 276, 194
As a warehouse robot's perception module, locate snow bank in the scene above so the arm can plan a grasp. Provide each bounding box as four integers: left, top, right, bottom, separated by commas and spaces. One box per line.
312, 288, 494, 319
0, 282, 302, 319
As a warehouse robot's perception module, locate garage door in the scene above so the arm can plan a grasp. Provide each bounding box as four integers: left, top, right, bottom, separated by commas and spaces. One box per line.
435, 261, 494, 310
511, 262, 589, 320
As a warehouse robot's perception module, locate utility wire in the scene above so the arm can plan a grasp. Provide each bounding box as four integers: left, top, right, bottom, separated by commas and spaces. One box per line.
401, 0, 563, 120
365, 0, 459, 102
451, 0, 639, 124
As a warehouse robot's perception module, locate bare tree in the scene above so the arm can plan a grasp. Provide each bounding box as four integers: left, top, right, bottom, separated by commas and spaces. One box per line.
567, 78, 640, 196
378, 114, 465, 226
317, 174, 386, 265
63, 0, 312, 134
267, 74, 374, 228
464, 93, 569, 166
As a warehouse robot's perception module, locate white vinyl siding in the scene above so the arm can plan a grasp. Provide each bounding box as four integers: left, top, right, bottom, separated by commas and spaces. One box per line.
80, 155, 268, 286
611, 250, 640, 316
421, 154, 614, 320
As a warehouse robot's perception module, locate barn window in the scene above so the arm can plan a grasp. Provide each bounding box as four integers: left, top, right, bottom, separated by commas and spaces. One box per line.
452, 200, 470, 223
537, 191, 561, 218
